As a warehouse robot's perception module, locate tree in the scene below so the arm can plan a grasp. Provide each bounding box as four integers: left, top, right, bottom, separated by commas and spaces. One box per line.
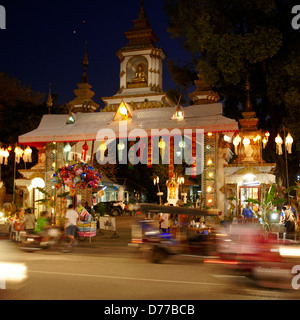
0, 73, 46, 193
246, 184, 285, 231
164, 0, 300, 186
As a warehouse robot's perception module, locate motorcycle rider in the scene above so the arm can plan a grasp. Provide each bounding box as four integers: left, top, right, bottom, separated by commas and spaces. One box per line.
34, 211, 51, 246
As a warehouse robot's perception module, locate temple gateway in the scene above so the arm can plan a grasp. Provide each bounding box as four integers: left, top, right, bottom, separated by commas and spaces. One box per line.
18, 2, 275, 218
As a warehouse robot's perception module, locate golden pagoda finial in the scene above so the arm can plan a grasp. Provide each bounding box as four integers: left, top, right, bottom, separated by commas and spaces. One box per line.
138, 0, 146, 19
47, 83, 53, 114
245, 73, 253, 112
81, 42, 89, 83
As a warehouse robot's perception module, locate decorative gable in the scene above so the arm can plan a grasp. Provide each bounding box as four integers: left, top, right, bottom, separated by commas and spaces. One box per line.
113, 101, 133, 121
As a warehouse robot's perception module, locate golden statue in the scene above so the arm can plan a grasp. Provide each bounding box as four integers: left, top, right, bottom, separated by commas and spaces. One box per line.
131, 64, 147, 83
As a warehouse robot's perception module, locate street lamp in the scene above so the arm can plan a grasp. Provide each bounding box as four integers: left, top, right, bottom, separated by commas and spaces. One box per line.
153, 176, 163, 205
275, 128, 293, 202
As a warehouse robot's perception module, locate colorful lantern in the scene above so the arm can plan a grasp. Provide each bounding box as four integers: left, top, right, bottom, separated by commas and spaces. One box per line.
158, 138, 166, 160
23, 146, 32, 163
14, 146, 24, 163
233, 134, 241, 154
81, 142, 89, 161
99, 142, 107, 162
117, 141, 125, 162
275, 134, 283, 155
285, 133, 293, 154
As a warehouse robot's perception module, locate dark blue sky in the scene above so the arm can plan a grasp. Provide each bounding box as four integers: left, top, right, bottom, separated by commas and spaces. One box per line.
0, 0, 193, 107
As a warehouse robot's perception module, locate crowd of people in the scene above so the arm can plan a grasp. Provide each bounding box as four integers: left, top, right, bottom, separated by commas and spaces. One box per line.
240, 202, 298, 238
8, 202, 92, 246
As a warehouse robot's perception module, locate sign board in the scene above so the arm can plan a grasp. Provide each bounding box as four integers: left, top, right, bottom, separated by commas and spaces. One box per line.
99, 216, 116, 231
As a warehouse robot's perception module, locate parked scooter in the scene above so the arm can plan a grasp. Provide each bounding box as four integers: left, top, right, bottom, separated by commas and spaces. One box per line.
19, 227, 73, 253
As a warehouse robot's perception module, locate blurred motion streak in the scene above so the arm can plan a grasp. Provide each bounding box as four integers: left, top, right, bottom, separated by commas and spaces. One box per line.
0, 262, 27, 283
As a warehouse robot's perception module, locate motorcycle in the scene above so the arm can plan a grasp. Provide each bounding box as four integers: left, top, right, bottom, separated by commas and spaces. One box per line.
19, 227, 74, 253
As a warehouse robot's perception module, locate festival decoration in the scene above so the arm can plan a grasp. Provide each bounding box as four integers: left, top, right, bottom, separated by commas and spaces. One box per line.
81, 142, 89, 161
99, 142, 107, 162
64, 143, 72, 162
51, 162, 102, 194
117, 141, 125, 162
14, 146, 24, 163
285, 132, 293, 154
0, 148, 10, 165
275, 134, 283, 155
158, 137, 166, 160
23, 146, 32, 163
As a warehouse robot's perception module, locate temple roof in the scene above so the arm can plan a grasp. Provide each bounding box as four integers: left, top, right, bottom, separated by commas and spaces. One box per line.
19, 102, 238, 146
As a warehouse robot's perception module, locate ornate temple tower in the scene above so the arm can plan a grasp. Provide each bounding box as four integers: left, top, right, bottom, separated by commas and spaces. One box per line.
102, 0, 175, 111
69, 45, 99, 113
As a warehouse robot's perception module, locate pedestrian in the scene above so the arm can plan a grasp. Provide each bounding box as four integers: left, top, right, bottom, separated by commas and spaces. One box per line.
64, 204, 79, 246
242, 203, 253, 222
158, 212, 168, 233
285, 203, 297, 221
282, 206, 296, 239
21, 208, 36, 234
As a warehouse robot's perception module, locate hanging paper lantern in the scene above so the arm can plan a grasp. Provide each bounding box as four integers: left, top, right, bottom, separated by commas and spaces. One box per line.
285, 133, 293, 154
262, 137, 267, 149
158, 138, 166, 160
99, 142, 107, 162
242, 138, 250, 146
117, 141, 125, 162
23, 146, 32, 163
14, 146, 24, 163
3, 149, 9, 165
233, 134, 241, 154
82, 142, 89, 161
275, 134, 283, 155
0, 148, 4, 165
64, 143, 72, 162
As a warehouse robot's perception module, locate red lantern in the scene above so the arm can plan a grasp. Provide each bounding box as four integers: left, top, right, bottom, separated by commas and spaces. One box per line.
82, 142, 89, 161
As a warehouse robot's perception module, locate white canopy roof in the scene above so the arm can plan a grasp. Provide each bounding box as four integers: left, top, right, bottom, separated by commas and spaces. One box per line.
19, 103, 238, 146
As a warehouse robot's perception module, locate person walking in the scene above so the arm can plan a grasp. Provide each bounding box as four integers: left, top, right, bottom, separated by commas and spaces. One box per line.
64, 204, 79, 246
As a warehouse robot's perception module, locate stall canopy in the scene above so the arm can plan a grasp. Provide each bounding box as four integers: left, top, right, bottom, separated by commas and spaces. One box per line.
19, 103, 238, 147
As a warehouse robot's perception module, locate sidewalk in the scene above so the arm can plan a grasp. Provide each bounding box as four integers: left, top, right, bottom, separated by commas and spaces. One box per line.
76, 215, 148, 250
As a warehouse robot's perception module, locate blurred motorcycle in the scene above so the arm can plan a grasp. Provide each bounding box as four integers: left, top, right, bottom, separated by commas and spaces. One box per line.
211, 224, 300, 289
19, 227, 73, 253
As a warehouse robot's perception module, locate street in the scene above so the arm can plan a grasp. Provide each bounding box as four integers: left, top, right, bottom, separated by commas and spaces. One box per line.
1, 216, 300, 300
1, 242, 300, 300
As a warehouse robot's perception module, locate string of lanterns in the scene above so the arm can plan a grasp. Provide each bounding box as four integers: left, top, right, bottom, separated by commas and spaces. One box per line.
232, 129, 293, 156
0, 144, 33, 165
275, 132, 293, 155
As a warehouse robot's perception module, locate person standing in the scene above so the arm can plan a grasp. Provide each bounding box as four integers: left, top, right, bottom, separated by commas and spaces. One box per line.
282, 206, 296, 239
158, 213, 169, 233
242, 203, 253, 222
64, 204, 79, 246
21, 208, 36, 234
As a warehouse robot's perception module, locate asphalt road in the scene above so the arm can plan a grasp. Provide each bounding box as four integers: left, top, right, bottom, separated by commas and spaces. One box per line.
1, 216, 300, 301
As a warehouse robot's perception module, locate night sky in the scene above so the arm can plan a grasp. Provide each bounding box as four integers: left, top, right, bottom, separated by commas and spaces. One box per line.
0, 0, 192, 107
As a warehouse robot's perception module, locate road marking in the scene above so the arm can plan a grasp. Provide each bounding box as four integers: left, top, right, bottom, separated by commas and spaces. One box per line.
29, 270, 224, 287
211, 274, 246, 279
